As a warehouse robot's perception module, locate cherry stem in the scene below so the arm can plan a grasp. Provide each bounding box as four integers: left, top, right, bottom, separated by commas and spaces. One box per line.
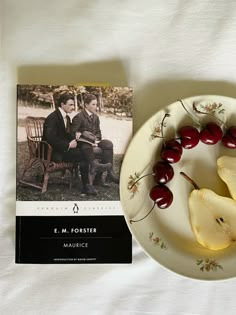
160, 113, 171, 145
130, 202, 156, 224
192, 102, 226, 128
177, 99, 202, 127
128, 173, 154, 190
180, 171, 200, 190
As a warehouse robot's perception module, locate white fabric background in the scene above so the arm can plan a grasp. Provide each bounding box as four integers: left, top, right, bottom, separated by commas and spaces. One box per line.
1, 1, 236, 314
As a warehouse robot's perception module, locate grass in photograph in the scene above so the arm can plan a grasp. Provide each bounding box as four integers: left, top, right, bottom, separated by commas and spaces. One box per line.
17, 141, 123, 201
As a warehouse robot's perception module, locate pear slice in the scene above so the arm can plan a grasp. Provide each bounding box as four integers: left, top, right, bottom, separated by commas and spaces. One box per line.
181, 172, 236, 250
217, 155, 236, 200
189, 188, 236, 250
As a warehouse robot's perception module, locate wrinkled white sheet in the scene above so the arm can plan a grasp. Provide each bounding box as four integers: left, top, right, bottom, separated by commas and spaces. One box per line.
1, 1, 236, 314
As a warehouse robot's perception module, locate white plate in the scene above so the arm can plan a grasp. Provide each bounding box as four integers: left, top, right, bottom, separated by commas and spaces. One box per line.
120, 95, 236, 281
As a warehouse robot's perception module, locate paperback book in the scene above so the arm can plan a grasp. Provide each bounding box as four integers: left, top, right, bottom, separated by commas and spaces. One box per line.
16, 84, 133, 263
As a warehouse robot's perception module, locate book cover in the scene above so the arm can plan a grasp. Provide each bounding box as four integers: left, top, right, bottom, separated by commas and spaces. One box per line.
16, 84, 133, 263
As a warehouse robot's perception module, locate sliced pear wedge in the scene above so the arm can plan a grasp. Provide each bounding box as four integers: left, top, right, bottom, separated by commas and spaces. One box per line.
181, 171, 236, 251
217, 155, 236, 200
189, 188, 236, 250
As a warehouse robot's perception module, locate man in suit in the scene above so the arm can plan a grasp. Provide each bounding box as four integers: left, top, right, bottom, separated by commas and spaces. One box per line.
71, 93, 119, 187
42, 93, 95, 195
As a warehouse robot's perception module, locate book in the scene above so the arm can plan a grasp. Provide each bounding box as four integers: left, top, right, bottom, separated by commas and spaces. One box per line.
16, 84, 133, 263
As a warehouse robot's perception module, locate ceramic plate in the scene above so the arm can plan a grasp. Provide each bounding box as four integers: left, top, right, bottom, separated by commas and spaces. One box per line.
120, 95, 236, 281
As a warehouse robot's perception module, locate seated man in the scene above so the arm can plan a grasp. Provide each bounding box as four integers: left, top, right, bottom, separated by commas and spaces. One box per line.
71, 93, 119, 187
42, 93, 95, 195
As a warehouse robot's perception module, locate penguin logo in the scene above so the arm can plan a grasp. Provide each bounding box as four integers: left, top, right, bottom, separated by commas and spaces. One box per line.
73, 203, 79, 213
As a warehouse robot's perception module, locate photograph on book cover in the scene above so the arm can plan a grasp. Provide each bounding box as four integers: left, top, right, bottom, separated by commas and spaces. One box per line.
17, 85, 133, 204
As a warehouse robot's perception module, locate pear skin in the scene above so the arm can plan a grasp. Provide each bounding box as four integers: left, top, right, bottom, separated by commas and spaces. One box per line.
217, 156, 236, 201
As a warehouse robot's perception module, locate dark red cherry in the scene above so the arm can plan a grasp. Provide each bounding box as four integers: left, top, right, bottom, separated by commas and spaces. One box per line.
161, 139, 182, 163
130, 184, 173, 223
161, 150, 181, 163
178, 126, 200, 149
149, 185, 173, 209
152, 161, 174, 184
222, 126, 236, 148
200, 122, 222, 145
228, 126, 236, 137
128, 161, 174, 191
165, 139, 183, 154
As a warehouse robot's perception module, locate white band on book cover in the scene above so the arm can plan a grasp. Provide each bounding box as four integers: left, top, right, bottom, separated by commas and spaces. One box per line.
16, 201, 123, 216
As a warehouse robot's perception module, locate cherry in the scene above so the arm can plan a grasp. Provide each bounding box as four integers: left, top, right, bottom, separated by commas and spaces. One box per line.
153, 161, 174, 184
128, 161, 174, 192
179, 100, 223, 146
228, 126, 236, 137
161, 139, 182, 163
178, 126, 200, 149
149, 184, 173, 208
165, 139, 183, 155
222, 126, 236, 148
200, 122, 222, 145
156, 113, 182, 163
192, 102, 224, 145
130, 184, 173, 223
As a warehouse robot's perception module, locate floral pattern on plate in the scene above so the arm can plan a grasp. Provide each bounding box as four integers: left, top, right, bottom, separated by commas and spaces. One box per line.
149, 232, 167, 250
128, 172, 141, 198
193, 102, 225, 115
150, 123, 162, 141
149, 113, 171, 141
196, 258, 223, 272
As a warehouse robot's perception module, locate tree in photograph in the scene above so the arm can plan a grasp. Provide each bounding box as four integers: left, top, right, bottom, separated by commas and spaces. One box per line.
17, 85, 58, 109
17, 85, 133, 117
101, 87, 133, 116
